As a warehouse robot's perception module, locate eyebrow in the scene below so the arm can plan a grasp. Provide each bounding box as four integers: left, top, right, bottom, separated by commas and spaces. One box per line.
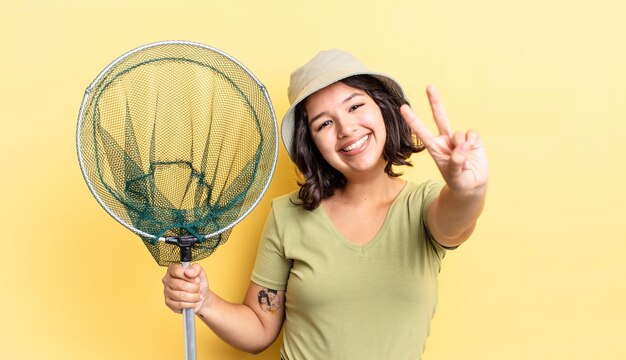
308, 93, 364, 124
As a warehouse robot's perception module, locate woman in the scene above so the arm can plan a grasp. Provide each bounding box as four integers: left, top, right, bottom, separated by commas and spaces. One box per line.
162, 49, 488, 359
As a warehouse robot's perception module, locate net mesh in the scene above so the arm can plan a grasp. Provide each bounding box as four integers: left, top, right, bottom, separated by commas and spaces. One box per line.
77, 42, 277, 266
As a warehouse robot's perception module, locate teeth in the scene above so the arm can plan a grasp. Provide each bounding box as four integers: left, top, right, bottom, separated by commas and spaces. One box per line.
342, 135, 369, 152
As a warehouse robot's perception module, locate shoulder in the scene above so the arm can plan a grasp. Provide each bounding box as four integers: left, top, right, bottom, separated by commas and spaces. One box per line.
268, 191, 313, 224
269, 191, 303, 216
391, 179, 444, 223
262, 191, 323, 250
270, 191, 300, 208
401, 179, 445, 203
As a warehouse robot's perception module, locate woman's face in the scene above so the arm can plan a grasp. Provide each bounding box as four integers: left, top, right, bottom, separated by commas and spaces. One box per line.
305, 81, 387, 178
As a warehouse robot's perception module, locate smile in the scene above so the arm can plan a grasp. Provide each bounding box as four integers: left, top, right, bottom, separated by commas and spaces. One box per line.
341, 134, 369, 152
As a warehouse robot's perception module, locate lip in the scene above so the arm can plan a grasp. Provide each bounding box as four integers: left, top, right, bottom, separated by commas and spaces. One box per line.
339, 134, 370, 154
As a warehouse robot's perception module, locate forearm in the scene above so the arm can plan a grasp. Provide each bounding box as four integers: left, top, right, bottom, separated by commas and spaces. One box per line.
428, 183, 487, 246
196, 291, 277, 354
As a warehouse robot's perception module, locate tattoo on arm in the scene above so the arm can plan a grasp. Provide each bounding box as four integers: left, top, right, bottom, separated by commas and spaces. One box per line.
257, 288, 281, 314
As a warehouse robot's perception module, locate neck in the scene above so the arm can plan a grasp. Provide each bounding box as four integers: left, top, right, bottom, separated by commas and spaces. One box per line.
337, 173, 405, 205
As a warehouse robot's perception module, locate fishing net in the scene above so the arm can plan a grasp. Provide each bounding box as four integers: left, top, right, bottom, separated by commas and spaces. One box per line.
77, 41, 278, 266
77, 41, 278, 360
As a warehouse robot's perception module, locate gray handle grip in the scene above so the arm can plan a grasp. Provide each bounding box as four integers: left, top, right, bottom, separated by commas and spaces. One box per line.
182, 261, 197, 360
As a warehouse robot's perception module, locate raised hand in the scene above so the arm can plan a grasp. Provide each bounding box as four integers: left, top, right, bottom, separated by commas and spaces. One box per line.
401, 85, 488, 195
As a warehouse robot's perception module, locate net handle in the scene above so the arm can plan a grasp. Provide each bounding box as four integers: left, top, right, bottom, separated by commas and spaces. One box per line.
183, 261, 197, 360
167, 236, 197, 360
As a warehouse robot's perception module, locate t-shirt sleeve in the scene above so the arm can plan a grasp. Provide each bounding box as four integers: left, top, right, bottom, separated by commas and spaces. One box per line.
250, 205, 292, 291
420, 179, 458, 257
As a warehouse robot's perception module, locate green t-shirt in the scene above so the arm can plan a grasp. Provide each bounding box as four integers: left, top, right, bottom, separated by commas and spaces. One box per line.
251, 180, 447, 360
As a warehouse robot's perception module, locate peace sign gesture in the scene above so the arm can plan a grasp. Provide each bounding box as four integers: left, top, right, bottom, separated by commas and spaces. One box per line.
401, 85, 489, 195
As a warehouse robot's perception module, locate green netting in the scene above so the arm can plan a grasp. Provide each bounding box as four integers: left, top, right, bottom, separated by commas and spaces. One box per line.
77, 41, 277, 266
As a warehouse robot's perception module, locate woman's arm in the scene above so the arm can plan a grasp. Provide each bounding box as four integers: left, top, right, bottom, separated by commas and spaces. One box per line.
163, 264, 285, 354
401, 85, 489, 246
427, 183, 487, 247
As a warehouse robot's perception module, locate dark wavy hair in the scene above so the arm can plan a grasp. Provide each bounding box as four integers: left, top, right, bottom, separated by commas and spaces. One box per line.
291, 75, 425, 211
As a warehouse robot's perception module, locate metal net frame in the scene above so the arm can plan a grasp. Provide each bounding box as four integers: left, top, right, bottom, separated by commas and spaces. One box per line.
77, 40, 278, 266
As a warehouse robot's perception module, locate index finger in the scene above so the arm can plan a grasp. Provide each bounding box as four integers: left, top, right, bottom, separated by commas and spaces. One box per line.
400, 104, 436, 148
426, 85, 453, 136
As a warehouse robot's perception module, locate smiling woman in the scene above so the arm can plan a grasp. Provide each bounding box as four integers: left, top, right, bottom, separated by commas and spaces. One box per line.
293, 74, 423, 210
162, 48, 489, 360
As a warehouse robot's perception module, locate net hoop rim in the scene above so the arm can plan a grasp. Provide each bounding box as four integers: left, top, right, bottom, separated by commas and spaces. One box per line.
76, 40, 278, 242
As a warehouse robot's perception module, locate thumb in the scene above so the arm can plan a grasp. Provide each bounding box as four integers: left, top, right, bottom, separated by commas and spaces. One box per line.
184, 263, 202, 278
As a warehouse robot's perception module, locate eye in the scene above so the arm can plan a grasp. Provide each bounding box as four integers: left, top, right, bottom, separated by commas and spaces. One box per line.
317, 120, 332, 131
349, 103, 364, 112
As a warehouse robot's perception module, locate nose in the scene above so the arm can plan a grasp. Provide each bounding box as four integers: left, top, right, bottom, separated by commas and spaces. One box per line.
336, 116, 357, 138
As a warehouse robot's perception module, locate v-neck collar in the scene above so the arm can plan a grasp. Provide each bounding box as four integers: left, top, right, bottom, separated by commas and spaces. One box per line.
314, 182, 409, 254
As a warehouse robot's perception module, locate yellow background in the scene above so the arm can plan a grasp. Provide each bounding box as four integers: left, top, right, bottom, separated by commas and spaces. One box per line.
1, 0, 624, 359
